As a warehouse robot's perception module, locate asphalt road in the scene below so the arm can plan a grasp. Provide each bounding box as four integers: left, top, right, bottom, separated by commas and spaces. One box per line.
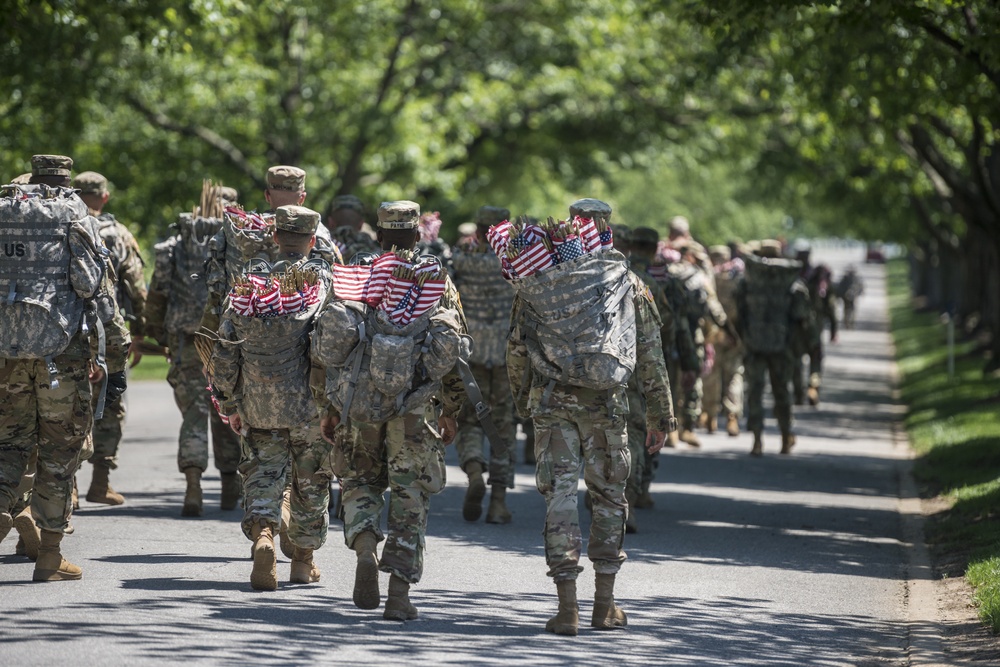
1, 246, 925, 666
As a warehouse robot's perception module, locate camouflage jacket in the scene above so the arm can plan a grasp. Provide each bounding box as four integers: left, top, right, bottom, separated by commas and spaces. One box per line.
736, 256, 810, 354
802, 263, 838, 343
507, 271, 675, 433
329, 225, 380, 265
632, 257, 699, 372
96, 213, 147, 335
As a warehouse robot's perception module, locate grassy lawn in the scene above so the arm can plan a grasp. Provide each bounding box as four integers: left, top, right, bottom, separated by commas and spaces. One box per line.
887, 258, 1000, 632
129, 350, 170, 382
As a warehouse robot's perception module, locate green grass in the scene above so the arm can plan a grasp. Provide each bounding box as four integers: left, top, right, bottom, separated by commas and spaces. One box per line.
887, 259, 1000, 632
129, 352, 170, 382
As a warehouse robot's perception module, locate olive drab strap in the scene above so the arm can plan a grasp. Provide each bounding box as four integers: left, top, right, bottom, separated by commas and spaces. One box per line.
455, 356, 513, 488
338, 320, 368, 430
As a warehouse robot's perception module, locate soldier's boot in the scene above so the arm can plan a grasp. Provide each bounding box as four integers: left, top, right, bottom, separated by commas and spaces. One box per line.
545, 579, 579, 636
249, 523, 278, 591
726, 414, 740, 437
86, 463, 125, 506
181, 467, 203, 517
0, 511, 12, 546
696, 412, 709, 430
679, 428, 701, 448
485, 485, 512, 525
624, 490, 639, 534
32, 530, 82, 582
383, 574, 419, 621
705, 414, 717, 434
13, 507, 41, 561
750, 431, 763, 457
807, 386, 820, 407
781, 431, 797, 455
278, 491, 294, 559
289, 546, 321, 584
635, 489, 655, 510
71, 477, 79, 511
352, 531, 381, 610
592, 573, 628, 630
219, 472, 240, 511
462, 462, 486, 522
15, 536, 26, 556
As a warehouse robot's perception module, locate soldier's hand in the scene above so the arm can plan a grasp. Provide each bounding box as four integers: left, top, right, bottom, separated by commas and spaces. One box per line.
88, 362, 105, 385
681, 370, 697, 391
229, 413, 242, 435
646, 430, 668, 454
438, 415, 457, 445
128, 338, 144, 368
320, 414, 340, 445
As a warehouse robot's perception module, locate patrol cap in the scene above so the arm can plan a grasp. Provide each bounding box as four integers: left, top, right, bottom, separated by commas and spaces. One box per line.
219, 186, 239, 204
632, 226, 660, 246
377, 200, 420, 230
609, 223, 632, 244
457, 222, 477, 237
275, 205, 320, 234
266, 165, 306, 191
757, 239, 783, 258
708, 245, 731, 262
331, 194, 365, 213
569, 198, 612, 222
73, 171, 109, 195
475, 205, 510, 226
31, 154, 73, 178
668, 215, 690, 236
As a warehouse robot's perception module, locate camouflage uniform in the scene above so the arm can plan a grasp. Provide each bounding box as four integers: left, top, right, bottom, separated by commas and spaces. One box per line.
508, 266, 675, 582
0, 163, 130, 547
702, 254, 744, 431
326, 194, 380, 264
792, 262, 838, 403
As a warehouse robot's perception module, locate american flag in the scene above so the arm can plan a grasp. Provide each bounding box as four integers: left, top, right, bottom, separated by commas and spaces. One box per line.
230, 292, 254, 317
599, 227, 613, 250
554, 236, 584, 263
572, 216, 602, 253
330, 252, 409, 305
280, 291, 304, 313
510, 240, 555, 277
486, 220, 512, 257
255, 285, 282, 315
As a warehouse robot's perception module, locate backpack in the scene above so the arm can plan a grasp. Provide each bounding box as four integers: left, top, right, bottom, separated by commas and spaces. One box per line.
740, 254, 803, 354
452, 248, 514, 367
164, 214, 222, 335
0, 184, 109, 360
510, 249, 636, 392
215, 258, 330, 430
311, 294, 465, 425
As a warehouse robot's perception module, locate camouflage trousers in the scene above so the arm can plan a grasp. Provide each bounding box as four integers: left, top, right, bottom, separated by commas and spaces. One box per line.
89, 385, 127, 468
0, 344, 92, 533
335, 404, 447, 584
703, 342, 744, 420
744, 351, 793, 435
671, 345, 704, 429
791, 345, 823, 401
533, 406, 629, 581
456, 363, 516, 485
167, 333, 240, 474
624, 385, 648, 499
239, 420, 332, 550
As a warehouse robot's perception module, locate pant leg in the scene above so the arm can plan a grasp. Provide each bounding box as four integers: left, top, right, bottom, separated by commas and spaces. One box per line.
768, 354, 793, 435
582, 410, 629, 574
533, 411, 585, 581
91, 390, 126, 468
239, 428, 290, 539
0, 359, 38, 515
211, 409, 241, 474
339, 421, 388, 548
744, 352, 768, 433
624, 386, 646, 499
702, 358, 722, 420
285, 419, 332, 550
455, 364, 488, 471
720, 344, 745, 418
486, 364, 517, 486
167, 338, 209, 472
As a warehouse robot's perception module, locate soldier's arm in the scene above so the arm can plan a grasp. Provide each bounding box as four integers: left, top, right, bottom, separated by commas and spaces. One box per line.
506, 296, 532, 419
143, 239, 175, 346
437, 276, 467, 418
210, 317, 242, 414
117, 225, 149, 335
633, 282, 676, 433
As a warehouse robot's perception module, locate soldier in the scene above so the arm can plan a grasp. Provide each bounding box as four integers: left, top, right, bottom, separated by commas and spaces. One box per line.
452, 205, 516, 524
837, 266, 864, 330
792, 241, 838, 406
212, 205, 332, 590
701, 245, 744, 437
506, 199, 675, 636
324, 194, 380, 263
736, 240, 810, 456
0, 154, 130, 581
144, 184, 241, 516
416, 210, 454, 274
72, 171, 148, 506
314, 200, 465, 621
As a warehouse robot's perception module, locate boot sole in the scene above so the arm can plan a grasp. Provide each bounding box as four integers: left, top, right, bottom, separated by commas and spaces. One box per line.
32, 569, 82, 582
462, 478, 486, 522
592, 607, 628, 630
251, 543, 277, 591
181, 504, 203, 517
383, 603, 418, 621
485, 510, 512, 525
289, 565, 321, 584
353, 555, 381, 609
545, 622, 579, 636
86, 493, 125, 506
12, 514, 40, 560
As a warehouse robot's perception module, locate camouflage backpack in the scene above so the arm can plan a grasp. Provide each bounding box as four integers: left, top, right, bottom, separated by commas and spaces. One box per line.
452, 248, 513, 367
311, 283, 465, 426
510, 249, 636, 394
162, 214, 222, 335
213, 259, 330, 430
740, 254, 804, 354
0, 184, 111, 362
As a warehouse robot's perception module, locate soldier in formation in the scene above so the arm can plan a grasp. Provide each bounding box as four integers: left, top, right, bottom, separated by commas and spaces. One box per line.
324, 194, 380, 263
837, 265, 864, 330
701, 245, 744, 437
792, 240, 838, 407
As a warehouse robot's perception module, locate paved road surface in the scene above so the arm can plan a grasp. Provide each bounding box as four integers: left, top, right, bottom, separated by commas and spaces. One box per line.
2, 247, 924, 665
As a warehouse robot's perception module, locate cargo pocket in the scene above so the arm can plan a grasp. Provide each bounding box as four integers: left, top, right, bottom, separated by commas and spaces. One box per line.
534, 428, 554, 495
331, 423, 354, 479
604, 429, 630, 485
415, 422, 446, 495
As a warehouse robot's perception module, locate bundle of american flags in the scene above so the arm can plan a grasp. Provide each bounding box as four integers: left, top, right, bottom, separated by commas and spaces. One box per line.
224, 206, 273, 232
418, 211, 443, 244
486, 215, 614, 280
330, 248, 447, 325
228, 267, 322, 317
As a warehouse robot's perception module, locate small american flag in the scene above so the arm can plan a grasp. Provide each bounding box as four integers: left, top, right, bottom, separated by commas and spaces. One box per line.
554, 236, 584, 263
255, 284, 282, 315
599, 227, 613, 250
331, 264, 373, 302
486, 220, 512, 257
510, 240, 555, 277
573, 216, 601, 253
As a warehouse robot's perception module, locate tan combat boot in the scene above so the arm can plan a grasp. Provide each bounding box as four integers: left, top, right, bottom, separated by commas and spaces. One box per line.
666, 430, 679, 448
352, 531, 381, 609
220, 472, 240, 511
383, 574, 418, 621
706, 415, 717, 434
86, 463, 125, 506
781, 432, 797, 455
624, 489, 639, 534
13, 507, 41, 561
807, 386, 820, 407
545, 579, 579, 636
592, 573, 628, 630
33, 530, 82, 581
250, 522, 277, 591
679, 428, 701, 448
181, 467, 203, 517
0, 511, 12, 545
750, 431, 763, 457
485, 485, 512, 525
289, 546, 321, 584
726, 414, 740, 437
696, 412, 709, 430
462, 462, 486, 522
